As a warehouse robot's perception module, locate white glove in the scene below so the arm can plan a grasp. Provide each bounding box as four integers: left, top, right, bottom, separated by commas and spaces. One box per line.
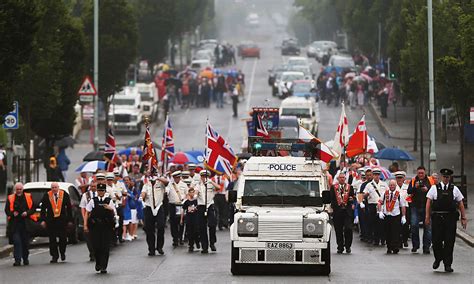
359, 202, 365, 209
354, 216, 359, 224
401, 216, 406, 225
378, 212, 385, 220
138, 196, 143, 202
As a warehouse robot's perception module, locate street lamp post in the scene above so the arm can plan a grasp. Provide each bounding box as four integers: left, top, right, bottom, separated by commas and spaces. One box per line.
93, 0, 99, 150
427, 0, 437, 173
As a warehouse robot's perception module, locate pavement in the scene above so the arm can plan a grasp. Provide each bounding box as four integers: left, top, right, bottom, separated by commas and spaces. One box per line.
369, 101, 474, 245
0, 6, 473, 281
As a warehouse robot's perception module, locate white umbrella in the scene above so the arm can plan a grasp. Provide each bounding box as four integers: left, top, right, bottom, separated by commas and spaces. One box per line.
75, 161, 106, 173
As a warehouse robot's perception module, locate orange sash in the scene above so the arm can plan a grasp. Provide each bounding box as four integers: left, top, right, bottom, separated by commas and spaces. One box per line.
48, 190, 64, 218
385, 190, 399, 212
334, 184, 350, 207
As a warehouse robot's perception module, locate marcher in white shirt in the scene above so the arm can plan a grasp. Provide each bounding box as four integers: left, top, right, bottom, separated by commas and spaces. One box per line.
167, 170, 188, 247
363, 168, 388, 246
378, 179, 407, 254
394, 171, 410, 248
141, 176, 169, 256
80, 181, 98, 261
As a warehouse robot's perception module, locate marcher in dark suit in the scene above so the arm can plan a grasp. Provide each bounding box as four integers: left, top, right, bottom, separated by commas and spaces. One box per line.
4, 182, 36, 266
40, 182, 72, 263
330, 172, 355, 254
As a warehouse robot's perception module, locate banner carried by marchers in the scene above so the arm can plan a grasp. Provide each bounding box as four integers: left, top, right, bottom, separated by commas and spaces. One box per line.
346, 115, 367, 158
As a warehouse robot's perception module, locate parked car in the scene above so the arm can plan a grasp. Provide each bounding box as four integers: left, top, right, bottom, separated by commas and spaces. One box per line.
192, 49, 215, 64
23, 182, 84, 244
329, 55, 356, 69
240, 43, 261, 59
287, 56, 310, 68
280, 96, 319, 135
277, 71, 305, 99
307, 41, 338, 61
281, 39, 300, 56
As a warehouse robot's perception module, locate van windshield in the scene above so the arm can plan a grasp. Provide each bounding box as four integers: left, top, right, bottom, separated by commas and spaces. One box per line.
242, 179, 321, 206
140, 92, 153, 101
281, 108, 311, 118
113, 98, 135, 106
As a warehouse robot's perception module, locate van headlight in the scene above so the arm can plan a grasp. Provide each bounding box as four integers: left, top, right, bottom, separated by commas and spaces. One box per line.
131, 115, 138, 122
238, 217, 258, 237
303, 218, 324, 238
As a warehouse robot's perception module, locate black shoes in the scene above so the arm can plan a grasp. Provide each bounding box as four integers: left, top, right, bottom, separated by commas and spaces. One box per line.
61, 253, 66, 261
100, 270, 107, 274
392, 249, 399, 254
423, 248, 430, 254
23, 259, 29, 265
411, 248, 418, 253
172, 242, 178, 248
210, 244, 217, 252
444, 266, 454, 273
337, 249, 343, 254
50, 258, 58, 263
386, 249, 392, 254
157, 248, 164, 255
13, 262, 21, 266
95, 264, 101, 272
433, 260, 441, 269
188, 247, 194, 252
148, 251, 156, 256
403, 242, 409, 248
89, 257, 95, 262
345, 248, 351, 254
196, 243, 201, 249
201, 249, 209, 254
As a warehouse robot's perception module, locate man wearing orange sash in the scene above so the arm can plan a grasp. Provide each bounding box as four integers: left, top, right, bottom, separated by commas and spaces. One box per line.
330, 172, 355, 254
378, 179, 407, 254
40, 182, 73, 263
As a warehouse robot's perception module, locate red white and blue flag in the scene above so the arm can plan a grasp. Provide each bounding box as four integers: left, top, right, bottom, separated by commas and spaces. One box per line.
104, 128, 119, 172
205, 122, 238, 177
160, 116, 175, 169
332, 103, 348, 156
256, 114, 269, 138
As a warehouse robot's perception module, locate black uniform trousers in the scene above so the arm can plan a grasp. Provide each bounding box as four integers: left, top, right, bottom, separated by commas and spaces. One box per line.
214, 194, 228, 228
384, 215, 401, 251
432, 213, 457, 266
84, 232, 94, 258
12, 222, 29, 263
116, 206, 124, 242
47, 225, 67, 260
143, 206, 165, 253
333, 208, 353, 251
358, 204, 369, 240
91, 223, 113, 270
400, 208, 410, 245
367, 204, 385, 244
198, 204, 217, 250
169, 204, 180, 244
185, 214, 199, 248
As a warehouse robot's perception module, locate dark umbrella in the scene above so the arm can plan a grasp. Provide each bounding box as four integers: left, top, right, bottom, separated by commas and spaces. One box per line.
83, 150, 105, 162
374, 147, 415, 161
54, 136, 75, 148
126, 139, 160, 148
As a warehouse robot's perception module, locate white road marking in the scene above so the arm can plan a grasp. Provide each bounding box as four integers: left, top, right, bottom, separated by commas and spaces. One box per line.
245, 58, 258, 112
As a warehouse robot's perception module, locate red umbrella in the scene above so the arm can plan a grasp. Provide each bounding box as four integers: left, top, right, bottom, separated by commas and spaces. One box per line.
169, 152, 199, 165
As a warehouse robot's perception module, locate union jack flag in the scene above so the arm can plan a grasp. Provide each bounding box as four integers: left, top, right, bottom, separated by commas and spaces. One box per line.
160, 116, 175, 169
142, 125, 158, 172
104, 128, 119, 171
256, 114, 269, 138
205, 122, 237, 177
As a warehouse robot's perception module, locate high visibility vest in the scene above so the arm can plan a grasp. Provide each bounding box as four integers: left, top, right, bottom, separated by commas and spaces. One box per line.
8, 193, 38, 221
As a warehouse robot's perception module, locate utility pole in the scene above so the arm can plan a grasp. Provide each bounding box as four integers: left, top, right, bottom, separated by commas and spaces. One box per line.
93, 0, 99, 150
427, 0, 437, 173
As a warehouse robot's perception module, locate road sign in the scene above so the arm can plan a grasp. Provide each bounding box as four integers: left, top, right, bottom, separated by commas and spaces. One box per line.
470, 107, 474, 124
82, 104, 94, 120
79, 95, 94, 103
78, 76, 97, 95
3, 101, 19, 130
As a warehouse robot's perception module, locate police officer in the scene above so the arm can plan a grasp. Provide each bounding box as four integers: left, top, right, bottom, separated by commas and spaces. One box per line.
330, 172, 355, 254
378, 180, 407, 254
425, 169, 467, 273
195, 170, 219, 253
363, 168, 387, 245
141, 175, 169, 256
167, 170, 187, 247
84, 183, 116, 274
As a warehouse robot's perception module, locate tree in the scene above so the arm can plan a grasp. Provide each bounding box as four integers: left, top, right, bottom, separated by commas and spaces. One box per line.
83, 0, 138, 138
0, 0, 40, 118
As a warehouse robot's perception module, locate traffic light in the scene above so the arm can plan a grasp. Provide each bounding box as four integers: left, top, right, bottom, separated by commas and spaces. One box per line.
389, 72, 396, 80
254, 142, 262, 150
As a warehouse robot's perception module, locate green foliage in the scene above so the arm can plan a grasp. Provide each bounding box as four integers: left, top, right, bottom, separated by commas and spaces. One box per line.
0, 0, 40, 118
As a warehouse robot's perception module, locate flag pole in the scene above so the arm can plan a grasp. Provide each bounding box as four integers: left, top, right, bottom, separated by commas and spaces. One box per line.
204, 117, 209, 216
161, 113, 167, 176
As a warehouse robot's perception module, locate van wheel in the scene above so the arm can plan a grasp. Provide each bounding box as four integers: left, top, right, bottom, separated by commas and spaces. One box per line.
231, 241, 242, 275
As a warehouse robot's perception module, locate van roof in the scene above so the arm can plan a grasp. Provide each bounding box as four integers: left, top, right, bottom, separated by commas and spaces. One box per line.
280, 97, 313, 107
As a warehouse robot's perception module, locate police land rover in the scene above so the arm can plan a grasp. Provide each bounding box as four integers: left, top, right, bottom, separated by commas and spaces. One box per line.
229, 141, 332, 275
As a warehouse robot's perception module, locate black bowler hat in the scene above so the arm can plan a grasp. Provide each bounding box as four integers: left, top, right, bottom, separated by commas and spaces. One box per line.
97, 183, 106, 191
440, 168, 454, 176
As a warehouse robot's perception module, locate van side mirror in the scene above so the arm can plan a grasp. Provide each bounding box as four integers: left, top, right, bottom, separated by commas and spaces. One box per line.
322, 190, 331, 204
228, 190, 237, 203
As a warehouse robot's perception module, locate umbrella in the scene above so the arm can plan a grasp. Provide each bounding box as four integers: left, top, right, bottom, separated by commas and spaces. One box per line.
200, 69, 214, 79
169, 152, 200, 165
118, 147, 143, 157
374, 147, 415, 161
184, 150, 205, 164
83, 150, 105, 162
54, 136, 75, 148
126, 139, 160, 148
360, 73, 373, 82
361, 165, 393, 180
75, 161, 106, 173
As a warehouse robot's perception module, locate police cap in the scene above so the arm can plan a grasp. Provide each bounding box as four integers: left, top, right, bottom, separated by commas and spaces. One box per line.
394, 171, 406, 178
97, 183, 106, 191
171, 170, 182, 177
440, 168, 453, 176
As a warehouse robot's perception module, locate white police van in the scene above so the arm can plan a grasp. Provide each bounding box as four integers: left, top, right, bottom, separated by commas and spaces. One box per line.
229, 156, 332, 275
